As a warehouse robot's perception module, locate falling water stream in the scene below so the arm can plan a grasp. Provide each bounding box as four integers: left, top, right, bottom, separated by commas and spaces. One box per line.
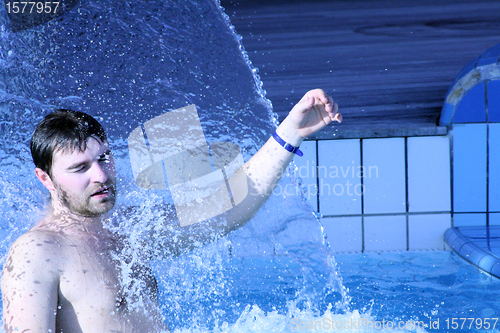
0, 1, 427, 332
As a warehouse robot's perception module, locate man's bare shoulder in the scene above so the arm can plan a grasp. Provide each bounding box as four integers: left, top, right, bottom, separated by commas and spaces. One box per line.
1, 230, 64, 333
3, 229, 63, 274
9, 228, 63, 251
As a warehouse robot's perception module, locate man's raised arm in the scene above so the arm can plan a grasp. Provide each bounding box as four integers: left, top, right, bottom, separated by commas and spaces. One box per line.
225, 89, 340, 223
173, 89, 341, 245
1, 231, 59, 332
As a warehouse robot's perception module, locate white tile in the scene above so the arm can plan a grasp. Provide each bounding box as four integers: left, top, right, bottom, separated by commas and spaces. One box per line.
363, 138, 406, 214
364, 215, 407, 251
318, 139, 362, 215
292, 140, 318, 211
321, 217, 362, 252
408, 136, 451, 212
453, 124, 487, 212
408, 214, 451, 250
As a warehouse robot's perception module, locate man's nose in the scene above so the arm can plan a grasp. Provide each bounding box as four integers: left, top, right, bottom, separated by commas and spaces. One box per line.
91, 162, 109, 183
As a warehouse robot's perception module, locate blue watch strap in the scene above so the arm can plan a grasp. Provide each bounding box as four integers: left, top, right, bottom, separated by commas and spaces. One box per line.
272, 132, 303, 156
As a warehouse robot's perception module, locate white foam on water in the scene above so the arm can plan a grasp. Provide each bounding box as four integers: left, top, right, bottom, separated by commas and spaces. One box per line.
172, 306, 428, 333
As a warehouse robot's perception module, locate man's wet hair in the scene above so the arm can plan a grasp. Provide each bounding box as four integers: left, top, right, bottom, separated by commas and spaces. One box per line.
31, 109, 107, 176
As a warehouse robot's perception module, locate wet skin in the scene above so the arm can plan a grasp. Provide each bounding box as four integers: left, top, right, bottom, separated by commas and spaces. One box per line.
1, 137, 168, 333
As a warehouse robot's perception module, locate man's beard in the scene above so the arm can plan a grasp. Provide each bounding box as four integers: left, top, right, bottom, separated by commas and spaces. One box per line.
54, 180, 116, 217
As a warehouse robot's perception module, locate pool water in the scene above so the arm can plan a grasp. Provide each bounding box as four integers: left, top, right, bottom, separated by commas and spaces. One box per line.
337, 251, 500, 333
151, 250, 500, 333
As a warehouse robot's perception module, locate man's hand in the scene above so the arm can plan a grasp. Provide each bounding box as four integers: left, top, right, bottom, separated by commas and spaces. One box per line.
289, 89, 342, 138
277, 89, 342, 147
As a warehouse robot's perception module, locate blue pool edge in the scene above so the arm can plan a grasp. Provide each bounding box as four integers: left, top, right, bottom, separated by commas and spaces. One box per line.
445, 226, 500, 278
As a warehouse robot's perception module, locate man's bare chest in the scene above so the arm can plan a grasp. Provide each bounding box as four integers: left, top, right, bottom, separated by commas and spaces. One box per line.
57, 241, 125, 312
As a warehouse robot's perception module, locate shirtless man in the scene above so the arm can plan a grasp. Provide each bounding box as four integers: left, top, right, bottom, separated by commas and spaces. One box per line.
1, 89, 341, 332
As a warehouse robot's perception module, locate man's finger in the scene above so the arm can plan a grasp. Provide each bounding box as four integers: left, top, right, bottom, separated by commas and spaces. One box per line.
295, 96, 315, 114
332, 112, 342, 123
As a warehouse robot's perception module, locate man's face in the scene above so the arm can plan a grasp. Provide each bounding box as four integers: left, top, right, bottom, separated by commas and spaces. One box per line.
49, 136, 117, 217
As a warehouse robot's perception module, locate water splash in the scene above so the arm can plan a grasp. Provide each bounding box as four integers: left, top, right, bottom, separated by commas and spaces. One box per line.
0, 0, 352, 331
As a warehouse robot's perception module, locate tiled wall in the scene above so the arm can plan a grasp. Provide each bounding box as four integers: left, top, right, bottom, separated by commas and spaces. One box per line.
292, 136, 452, 253
298, 43, 500, 253
452, 123, 500, 227
438, 42, 500, 229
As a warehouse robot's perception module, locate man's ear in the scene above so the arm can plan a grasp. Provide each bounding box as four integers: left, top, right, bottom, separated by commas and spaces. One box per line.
35, 168, 55, 192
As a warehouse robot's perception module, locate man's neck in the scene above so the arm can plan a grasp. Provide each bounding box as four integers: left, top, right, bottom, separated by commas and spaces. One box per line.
38, 204, 110, 238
